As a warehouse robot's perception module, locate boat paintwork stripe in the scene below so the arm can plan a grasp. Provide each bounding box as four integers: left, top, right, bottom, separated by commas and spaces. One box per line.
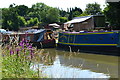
62, 32, 117, 35
58, 42, 117, 46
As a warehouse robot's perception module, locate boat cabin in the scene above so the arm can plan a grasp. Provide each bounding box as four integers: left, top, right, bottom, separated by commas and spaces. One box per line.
64, 15, 105, 32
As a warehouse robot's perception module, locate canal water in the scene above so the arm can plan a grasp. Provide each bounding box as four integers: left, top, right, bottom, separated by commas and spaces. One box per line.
31, 48, 119, 78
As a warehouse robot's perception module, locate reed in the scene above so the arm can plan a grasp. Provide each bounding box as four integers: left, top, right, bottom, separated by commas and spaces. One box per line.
1, 35, 46, 78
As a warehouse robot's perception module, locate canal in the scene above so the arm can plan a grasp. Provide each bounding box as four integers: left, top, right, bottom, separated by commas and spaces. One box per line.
31, 48, 119, 78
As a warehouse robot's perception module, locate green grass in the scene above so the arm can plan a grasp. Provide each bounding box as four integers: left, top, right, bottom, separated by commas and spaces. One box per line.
0, 45, 2, 79
1, 37, 47, 78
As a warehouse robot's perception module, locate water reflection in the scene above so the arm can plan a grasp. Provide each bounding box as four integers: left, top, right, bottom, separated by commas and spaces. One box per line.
31, 49, 118, 78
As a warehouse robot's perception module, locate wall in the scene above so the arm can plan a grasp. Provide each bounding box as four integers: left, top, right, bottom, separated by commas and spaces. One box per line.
73, 18, 94, 31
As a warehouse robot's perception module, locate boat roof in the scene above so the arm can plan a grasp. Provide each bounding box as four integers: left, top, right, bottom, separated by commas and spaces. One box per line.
64, 16, 93, 24
63, 31, 119, 34
25, 29, 46, 34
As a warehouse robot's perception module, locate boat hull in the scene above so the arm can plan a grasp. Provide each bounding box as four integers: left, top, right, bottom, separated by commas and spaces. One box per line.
57, 43, 119, 56
57, 31, 120, 56
32, 39, 56, 48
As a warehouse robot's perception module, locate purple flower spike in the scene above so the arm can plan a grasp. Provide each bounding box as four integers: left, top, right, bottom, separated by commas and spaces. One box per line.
16, 48, 20, 56
19, 42, 25, 49
28, 44, 33, 49
19, 42, 23, 46
10, 49, 14, 55
22, 38, 25, 42
26, 43, 29, 46
30, 52, 34, 59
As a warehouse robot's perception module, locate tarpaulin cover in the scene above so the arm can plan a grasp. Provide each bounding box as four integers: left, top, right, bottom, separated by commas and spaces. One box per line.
26, 29, 46, 42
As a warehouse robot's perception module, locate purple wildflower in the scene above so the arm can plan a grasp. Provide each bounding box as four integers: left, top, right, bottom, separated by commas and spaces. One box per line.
22, 38, 25, 42
10, 49, 14, 55
30, 52, 34, 59
26, 43, 29, 46
28, 44, 33, 49
30, 49, 34, 59
19, 41, 24, 46
19, 41, 25, 49
16, 48, 20, 56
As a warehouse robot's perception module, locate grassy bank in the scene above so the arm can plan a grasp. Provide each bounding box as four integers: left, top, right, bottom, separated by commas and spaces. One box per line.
0, 45, 2, 79
1, 37, 47, 78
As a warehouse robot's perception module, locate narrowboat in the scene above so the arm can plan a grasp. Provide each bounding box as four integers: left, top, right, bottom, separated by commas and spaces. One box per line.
57, 31, 120, 56
2, 29, 56, 48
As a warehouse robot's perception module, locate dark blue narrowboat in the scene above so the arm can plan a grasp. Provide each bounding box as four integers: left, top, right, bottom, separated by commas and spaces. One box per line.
57, 31, 120, 56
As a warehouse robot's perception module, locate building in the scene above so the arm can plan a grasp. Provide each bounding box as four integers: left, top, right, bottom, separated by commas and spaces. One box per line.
64, 15, 105, 31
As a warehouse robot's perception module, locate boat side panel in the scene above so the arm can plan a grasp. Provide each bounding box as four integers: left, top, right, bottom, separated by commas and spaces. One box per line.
58, 32, 119, 46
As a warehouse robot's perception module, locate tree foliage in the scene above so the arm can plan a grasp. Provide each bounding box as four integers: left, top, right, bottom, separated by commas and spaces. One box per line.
18, 16, 26, 27
15, 5, 29, 16
85, 2, 102, 15
104, 2, 120, 29
1, 2, 83, 31
59, 17, 68, 23
31, 3, 60, 24
45, 8, 60, 23
68, 7, 83, 20
2, 6, 20, 31
27, 18, 39, 26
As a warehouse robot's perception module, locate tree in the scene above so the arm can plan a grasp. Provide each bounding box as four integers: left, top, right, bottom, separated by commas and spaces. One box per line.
59, 17, 68, 23
72, 7, 83, 17
85, 2, 102, 15
0, 8, 2, 28
68, 7, 83, 20
27, 12, 41, 22
68, 8, 73, 20
27, 18, 39, 26
18, 16, 26, 27
2, 7, 20, 31
15, 5, 29, 16
31, 3, 49, 22
104, 2, 120, 29
45, 8, 60, 23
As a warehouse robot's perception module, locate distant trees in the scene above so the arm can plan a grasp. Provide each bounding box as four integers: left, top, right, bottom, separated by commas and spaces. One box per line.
59, 17, 68, 23
84, 2, 102, 15
0, 8, 2, 28
2, 4, 40, 31
68, 7, 83, 20
31, 3, 60, 24
1, 3, 83, 31
27, 18, 39, 26
15, 5, 29, 16
2, 6, 20, 31
104, 2, 120, 29
45, 8, 60, 23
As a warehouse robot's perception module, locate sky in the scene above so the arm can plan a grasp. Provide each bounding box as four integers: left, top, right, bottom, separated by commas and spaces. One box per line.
0, 0, 106, 11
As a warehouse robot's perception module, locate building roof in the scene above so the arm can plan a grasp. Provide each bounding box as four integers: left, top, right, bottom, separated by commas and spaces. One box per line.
106, 0, 120, 2
64, 16, 93, 24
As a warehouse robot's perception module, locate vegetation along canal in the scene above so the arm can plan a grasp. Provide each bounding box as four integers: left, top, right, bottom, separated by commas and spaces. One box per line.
31, 48, 119, 78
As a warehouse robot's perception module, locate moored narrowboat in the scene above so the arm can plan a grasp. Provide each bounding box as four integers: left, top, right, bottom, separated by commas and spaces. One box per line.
2, 29, 56, 48
57, 31, 120, 56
